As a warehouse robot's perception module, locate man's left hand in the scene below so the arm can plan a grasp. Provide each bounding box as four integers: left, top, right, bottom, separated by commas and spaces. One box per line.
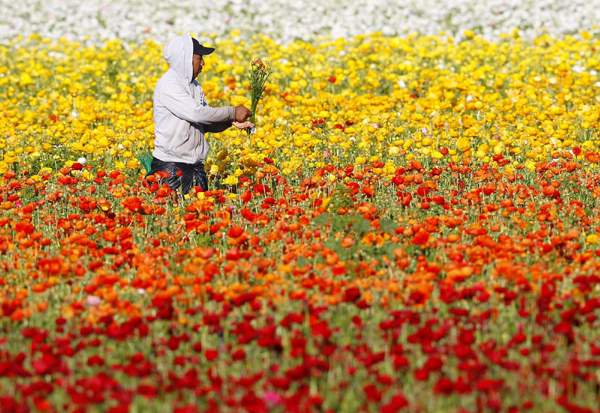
232, 121, 255, 130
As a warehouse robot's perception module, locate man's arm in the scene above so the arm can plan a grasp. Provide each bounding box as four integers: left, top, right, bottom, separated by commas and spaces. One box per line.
159, 82, 235, 124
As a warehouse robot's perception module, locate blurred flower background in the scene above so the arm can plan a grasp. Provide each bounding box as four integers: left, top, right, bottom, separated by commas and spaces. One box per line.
1, 0, 600, 45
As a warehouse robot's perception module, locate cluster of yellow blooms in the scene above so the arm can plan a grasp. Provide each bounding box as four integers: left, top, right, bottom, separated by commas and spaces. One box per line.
1, 31, 600, 180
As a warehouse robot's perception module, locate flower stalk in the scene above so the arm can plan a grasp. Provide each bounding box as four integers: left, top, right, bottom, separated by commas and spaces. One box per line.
247, 60, 271, 134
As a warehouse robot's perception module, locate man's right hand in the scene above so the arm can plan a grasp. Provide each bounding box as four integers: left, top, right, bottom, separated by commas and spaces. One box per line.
234, 106, 252, 123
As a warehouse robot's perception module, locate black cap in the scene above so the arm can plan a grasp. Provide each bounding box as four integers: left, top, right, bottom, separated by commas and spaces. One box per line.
192, 38, 215, 56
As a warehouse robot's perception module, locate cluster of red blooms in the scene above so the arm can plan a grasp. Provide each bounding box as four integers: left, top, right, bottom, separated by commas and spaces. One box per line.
0, 150, 600, 411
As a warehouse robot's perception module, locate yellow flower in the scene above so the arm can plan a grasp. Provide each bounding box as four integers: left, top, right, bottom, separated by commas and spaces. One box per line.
19, 73, 34, 87
126, 159, 139, 169
223, 175, 239, 186
456, 137, 471, 152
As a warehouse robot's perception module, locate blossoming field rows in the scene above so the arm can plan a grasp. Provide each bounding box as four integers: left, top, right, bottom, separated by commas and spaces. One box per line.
1, 28, 600, 412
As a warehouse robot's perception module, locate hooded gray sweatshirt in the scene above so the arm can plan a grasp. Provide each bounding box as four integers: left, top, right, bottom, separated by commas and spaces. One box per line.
152, 34, 235, 164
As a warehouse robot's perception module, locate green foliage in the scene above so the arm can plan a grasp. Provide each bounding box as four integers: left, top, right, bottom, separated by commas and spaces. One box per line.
137, 152, 153, 174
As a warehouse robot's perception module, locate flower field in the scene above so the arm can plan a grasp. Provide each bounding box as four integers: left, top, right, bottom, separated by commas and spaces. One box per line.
2, 16, 600, 413
3, 0, 600, 45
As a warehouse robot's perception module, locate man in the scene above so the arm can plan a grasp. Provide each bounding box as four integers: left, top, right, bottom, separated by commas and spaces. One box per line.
147, 33, 253, 194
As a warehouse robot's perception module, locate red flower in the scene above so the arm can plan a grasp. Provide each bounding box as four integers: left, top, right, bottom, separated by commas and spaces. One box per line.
414, 368, 429, 381
328, 76, 336, 83
364, 384, 382, 402
227, 226, 244, 238
232, 349, 246, 361
225, 248, 241, 261
241, 190, 253, 204
240, 391, 267, 413
393, 355, 409, 370
32, 354, 59, 375
87, 355, 105, 367
343, 287, 361, 302
380, 394, 409, 413
362, 184, 375, 197
205, 349, 218, 361
253, 184, 269, 195
434, 376, 454, 395
167, 336, 180, 351
410, 228, 429, 245
137, 384, 158, 399
554, 321, 573, 335
573, 146, 581, 156
424, 355, 443, 372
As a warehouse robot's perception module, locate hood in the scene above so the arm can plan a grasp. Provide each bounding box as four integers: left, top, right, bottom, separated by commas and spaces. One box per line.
163, 34, 194, 83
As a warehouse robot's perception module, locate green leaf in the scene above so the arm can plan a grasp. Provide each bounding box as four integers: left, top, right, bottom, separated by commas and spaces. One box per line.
313, 212, 330, 227
379, 219, 398, 233
353, 217, 372, 235
137, 152, 153, 174
331, 215, 348, 232
324, 237, 341, 254
297, 256, 310, 268
381, 242, 397, 259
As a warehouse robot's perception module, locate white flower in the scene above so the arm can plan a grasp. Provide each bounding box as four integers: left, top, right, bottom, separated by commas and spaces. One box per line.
118, 144, 124, 149
77, 157, 87, 164
2, 0, 600, 46
397, 80, 407, 88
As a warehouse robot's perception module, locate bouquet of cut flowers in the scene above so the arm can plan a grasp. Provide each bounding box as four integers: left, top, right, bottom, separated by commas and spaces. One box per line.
247, 60, 271, 134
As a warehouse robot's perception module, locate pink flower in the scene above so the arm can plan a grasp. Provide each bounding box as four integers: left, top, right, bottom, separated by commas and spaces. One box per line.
263, 391, 283, 405
86, 295, 101, 306
323, 150, 331, 158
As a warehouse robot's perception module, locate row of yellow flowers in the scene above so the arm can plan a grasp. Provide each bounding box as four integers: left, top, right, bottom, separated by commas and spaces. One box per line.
1, 31, 600, 179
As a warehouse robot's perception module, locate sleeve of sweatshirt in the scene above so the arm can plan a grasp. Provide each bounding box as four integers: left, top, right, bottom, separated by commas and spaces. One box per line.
159, 82, 235, 124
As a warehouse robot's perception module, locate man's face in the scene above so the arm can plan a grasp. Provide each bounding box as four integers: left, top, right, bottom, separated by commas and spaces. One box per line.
192, 54, 205, 79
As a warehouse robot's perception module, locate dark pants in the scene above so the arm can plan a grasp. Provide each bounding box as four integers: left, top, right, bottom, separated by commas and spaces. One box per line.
145, 157, 208, 195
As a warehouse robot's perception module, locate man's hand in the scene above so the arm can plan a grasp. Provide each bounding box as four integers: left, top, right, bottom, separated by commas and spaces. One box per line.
234, 106, 252, 122
232, 121, 255, 130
